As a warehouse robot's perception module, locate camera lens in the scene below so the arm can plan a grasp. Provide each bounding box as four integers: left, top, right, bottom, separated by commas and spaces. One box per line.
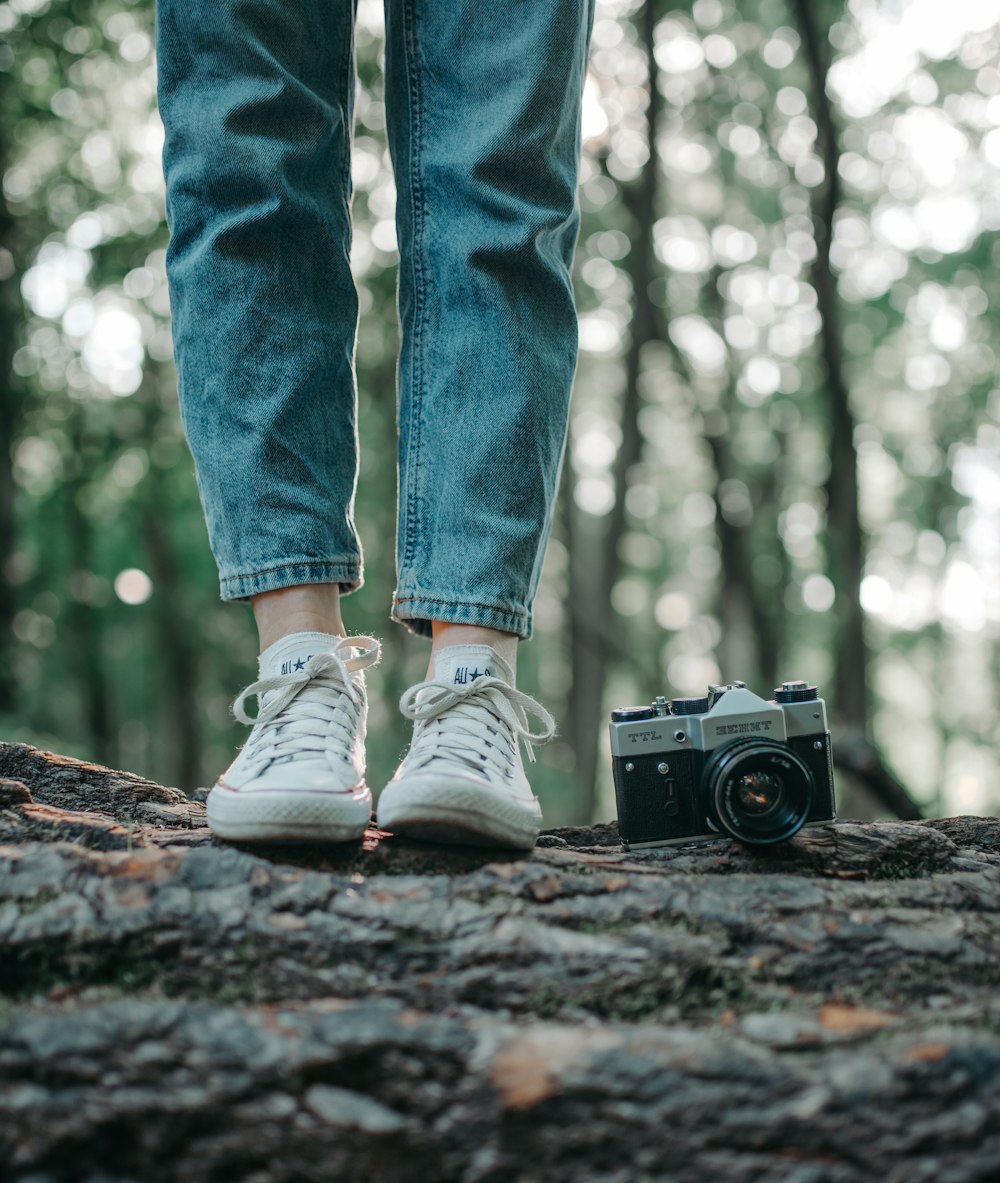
735, 771, 784, 816
703, 739, 813, 845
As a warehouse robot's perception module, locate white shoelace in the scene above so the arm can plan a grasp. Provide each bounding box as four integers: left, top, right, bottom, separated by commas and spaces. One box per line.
232, 636, 381, 769
399, 675, 555, 782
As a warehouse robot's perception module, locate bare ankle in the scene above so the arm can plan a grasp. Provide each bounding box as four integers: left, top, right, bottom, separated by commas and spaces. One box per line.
251, 584, 345, 653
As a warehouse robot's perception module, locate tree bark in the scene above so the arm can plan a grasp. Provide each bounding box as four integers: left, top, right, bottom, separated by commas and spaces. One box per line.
0, 741, 998, 1181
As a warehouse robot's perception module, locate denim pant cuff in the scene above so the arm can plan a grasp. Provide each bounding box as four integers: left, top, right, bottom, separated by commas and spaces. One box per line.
220, 559, 363, 602
391, 590, 531, 640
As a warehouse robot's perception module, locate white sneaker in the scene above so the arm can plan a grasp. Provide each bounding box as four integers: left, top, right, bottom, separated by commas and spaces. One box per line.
377, 645, 555, 850
206, 631, 380, 843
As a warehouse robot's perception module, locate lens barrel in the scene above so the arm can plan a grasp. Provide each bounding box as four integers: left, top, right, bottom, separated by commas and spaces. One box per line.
702, 738, 814, 844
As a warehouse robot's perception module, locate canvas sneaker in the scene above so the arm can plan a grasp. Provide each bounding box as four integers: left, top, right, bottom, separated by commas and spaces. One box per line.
377, 644, 555, 850
206, 631, 380, 843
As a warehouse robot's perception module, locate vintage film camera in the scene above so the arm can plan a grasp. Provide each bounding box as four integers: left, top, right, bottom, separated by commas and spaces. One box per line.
609, 680, 836, 849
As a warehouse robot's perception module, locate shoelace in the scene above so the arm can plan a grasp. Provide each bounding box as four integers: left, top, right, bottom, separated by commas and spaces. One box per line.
232, 636, 381, 768
399, 676, 555, 781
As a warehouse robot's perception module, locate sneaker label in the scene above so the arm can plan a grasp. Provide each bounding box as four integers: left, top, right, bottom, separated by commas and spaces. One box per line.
453, 665, 492, 685
280, 654, 316, 675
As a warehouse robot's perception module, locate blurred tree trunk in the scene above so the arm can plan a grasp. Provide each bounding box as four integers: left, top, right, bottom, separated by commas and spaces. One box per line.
753, 431, 788, 696
564, 486, 605, 824
566, 0, 663, 824
142, 500, 201, 792
62, 403, 114, 764
0, 82, 18, 715
791, 0, 867, 728
792, 0, 921, 821
702, 269, 781, 691
692, 59, 787, 696
65, 423, 114, 766
133, 370, 202, 791
650, 298, 782, 697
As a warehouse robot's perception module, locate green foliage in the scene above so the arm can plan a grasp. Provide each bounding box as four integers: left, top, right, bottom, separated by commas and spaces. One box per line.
2, 0, 999, 822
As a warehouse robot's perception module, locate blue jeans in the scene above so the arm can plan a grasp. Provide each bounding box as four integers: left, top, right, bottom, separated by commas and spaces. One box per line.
157, 0, 595, 639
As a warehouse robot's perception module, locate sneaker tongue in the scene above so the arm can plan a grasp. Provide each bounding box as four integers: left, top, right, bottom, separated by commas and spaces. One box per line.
258, 631, 345, 680
432, 645, 513, 688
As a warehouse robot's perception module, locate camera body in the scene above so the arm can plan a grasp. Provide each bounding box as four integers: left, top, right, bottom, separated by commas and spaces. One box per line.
609, 680, 836, 849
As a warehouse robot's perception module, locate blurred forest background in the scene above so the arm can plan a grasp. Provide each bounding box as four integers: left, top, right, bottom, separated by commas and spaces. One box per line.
2, 0, 1000, 825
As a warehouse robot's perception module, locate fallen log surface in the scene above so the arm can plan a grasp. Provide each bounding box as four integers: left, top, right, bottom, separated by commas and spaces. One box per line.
1, 742, 998, 1182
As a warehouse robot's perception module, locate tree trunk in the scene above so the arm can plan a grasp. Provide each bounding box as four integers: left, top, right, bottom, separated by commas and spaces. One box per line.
702, 269, 782, 690
1, 740, 998, 1181
567, 0, 662, 823
790, 0, 925, 824
791, 0, 867, 730
65, 409, 114, 765
0, 80, 19, 716
142, 502, 202, 792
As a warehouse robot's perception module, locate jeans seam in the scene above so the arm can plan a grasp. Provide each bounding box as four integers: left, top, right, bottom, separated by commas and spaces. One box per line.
394, 594, 526, 614
342, 0, 356, 214
400, 0, 425, 575
226, 559, 361, 579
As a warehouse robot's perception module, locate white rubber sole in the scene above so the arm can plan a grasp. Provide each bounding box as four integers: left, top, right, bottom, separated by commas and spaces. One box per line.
206, 782, 372, 843
376, 777, 542, 851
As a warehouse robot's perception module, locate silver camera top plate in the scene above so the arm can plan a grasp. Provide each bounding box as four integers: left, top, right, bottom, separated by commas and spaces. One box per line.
609, 686, 829, 757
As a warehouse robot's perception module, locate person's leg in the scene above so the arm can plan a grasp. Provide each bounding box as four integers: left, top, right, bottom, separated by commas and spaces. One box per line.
157, 0, 378, 842
378, 0, 595, 848
383, 0, 596, 643
157, 0, 364, 615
